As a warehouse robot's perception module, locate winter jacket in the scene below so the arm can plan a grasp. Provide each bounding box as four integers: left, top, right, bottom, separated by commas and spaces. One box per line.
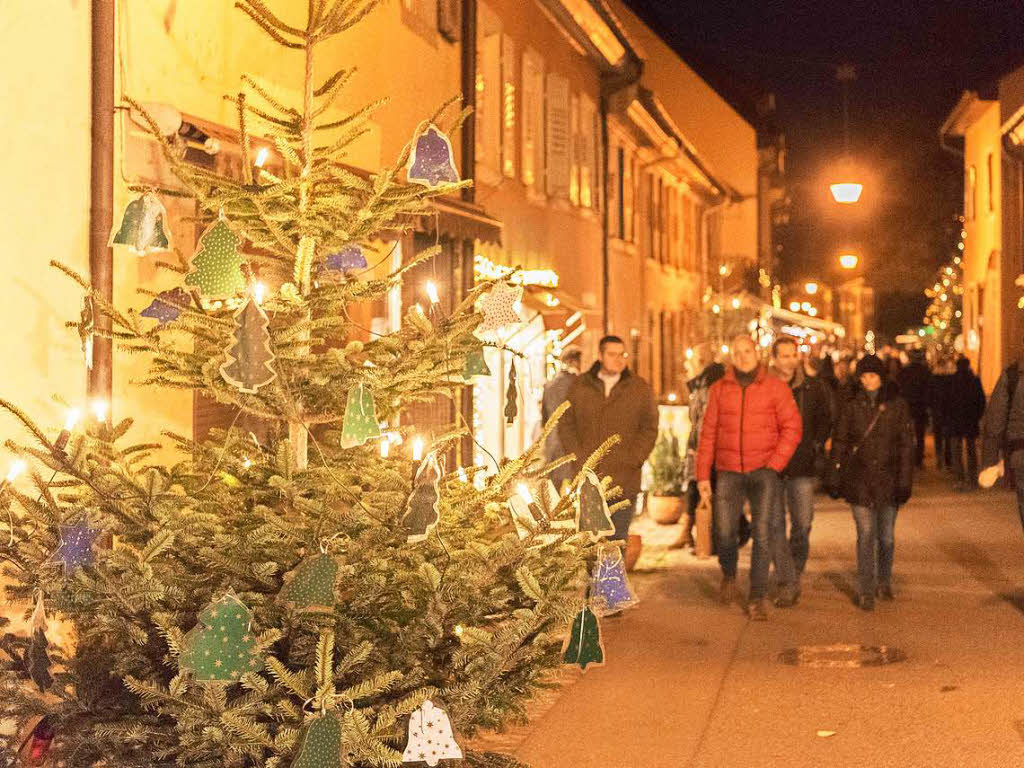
929, 373, 954, 433
769, 365, 832, 478
559, 364, 659, 499
948, 361, 986, 439
827, 383, 915, 508
682, 363, 726, 486
981, 362, 1024, 468
695, 365, 801, 481
898, 361, 931, 418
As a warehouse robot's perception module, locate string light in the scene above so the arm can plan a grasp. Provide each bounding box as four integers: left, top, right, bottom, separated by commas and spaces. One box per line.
425, 280, 440, 304
667, 393, 677, 403
254, 147, 270, 168
731, 298, 741, 309
242, 456, 253, 469
411, 437, 425, 462
64, 409, 81, 431
380, 438, 390, 459
253, 282, 267, 304
91, 400, 108, 423
5, 460, 25, 484
516, 483, 533, 504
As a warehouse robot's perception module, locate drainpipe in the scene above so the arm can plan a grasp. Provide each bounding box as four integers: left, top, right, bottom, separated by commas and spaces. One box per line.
599, 58, 643, 335
89, 0, 115, 404
458, 0, 478, 464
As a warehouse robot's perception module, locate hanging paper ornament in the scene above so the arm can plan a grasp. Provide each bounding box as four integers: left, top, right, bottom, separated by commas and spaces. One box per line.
53, 521, 101, 571
185, 217, 246, 298
505, 359, 518, 425
462, 348, 491, 381
27, 592, 52, 692
562, 606, 604, 671
178, 593, 261, 682
402, 699, 463, 767
401, 452, 441, 544
279, 553, 339, 612
324, 244, 368, 273
407, 124, 460, 189
575, 469, 614, 542
141, 287, 192, 325
476, 282, 523, 338
109, 192, 171, 256
340, 382, 381, 448
220, 297, 277, 393
291, 713, 344, 768
588, 546, 638, 617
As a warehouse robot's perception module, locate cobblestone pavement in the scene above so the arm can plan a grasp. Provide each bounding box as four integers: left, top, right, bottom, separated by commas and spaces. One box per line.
481, 470, 1024, 767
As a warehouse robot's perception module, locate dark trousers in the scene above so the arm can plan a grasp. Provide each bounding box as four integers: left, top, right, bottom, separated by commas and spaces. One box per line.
935, 426, 953, 470
715, 469, 780, 600
912, 414, 927, 467
851, 505, 897, 597
610, 499, 633, 542
952, 436, 979, 487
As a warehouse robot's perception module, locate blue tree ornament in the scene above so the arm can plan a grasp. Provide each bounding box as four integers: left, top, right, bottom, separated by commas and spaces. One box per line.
141, 288, 192, 325
407, 124, 460, 188
324, 244, 368, 273
53, 521, 102, 571
589, 546, 638, 616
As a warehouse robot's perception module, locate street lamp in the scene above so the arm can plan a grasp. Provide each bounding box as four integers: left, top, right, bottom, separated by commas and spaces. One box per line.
830, 181, 863, 204
804, 281, 819, 295
829, 64, 864, 203
839, 253, 859, 270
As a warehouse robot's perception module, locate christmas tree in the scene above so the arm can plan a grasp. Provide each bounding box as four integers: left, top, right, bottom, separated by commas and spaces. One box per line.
0, 3, 622, 766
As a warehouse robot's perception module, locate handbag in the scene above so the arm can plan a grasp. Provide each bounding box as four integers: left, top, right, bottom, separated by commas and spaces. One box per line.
828, 404, 886, 494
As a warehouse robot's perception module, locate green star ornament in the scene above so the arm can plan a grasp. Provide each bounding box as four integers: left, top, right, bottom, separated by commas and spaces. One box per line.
340, 383, 381, 448
292, 713, 344, 768
279, 553, 339, 612
178, 593, 261, 683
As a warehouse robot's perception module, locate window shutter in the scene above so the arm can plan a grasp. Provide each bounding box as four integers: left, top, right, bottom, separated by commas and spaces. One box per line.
569, 92, 581, 205
521, 49, 544, 189
545, 73, 570, 199
501, 35, 517, 178
579, 95, 596, 208
608, 145, 620, 237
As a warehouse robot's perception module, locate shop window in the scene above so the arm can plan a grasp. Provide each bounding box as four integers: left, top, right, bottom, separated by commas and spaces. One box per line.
501, 35, 517, 179
521, 48, 545, 190
545, 73, 571, 199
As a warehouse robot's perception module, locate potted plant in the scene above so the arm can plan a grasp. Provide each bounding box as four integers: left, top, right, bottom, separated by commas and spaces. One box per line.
646, 431, 685, 524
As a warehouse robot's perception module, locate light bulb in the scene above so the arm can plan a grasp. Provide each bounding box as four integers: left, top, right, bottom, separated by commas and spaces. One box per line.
412, 437, 425, 462
731, 298, 741, 309
712, 304, 721, 314
425, 280, 440, 304
668, 393, 677, 403
685, 348, 694, 360
253, 282, 267, 305
91, 400, 108, 423
457, 467, 468, 483
454, 624, 464, 637
516, 483, 533, 504
254, 147, 270, 168
6, 460, 25, 483
64, 408, 81, 431
380, 439, 390, 459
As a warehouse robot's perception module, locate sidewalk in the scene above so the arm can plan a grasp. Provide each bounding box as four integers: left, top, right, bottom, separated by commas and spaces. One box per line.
505, 472, 1024, 767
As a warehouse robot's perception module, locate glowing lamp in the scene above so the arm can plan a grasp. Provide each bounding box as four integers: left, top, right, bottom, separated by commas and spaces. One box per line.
411, 437, 425, 462
425, 280, 440, 304
789, 302, 801, 312
839, 253, 859, 270
805, 282, 819, 295
830, 182, 863, 204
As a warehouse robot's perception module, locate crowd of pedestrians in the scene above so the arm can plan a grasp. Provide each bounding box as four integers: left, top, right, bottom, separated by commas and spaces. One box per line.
546, 332, 1008, 620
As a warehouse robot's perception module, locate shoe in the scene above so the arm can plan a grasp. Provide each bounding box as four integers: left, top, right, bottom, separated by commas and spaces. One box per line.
746, 599, 769, 621
858, 594, 875, 612
774, 584, 800, 608
877, 585, 895, 601
719, 578, 740, 605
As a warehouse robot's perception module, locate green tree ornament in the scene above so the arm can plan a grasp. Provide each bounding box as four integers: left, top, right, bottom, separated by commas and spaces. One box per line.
505, 359, 518, 425
279, 553, 339, 611
185, 217, 246, 297
178, 594, 261, 683
562, 606, 604, 671
292, 714, 345, 768
220, 297, 278, 393
340, 383, 381, 448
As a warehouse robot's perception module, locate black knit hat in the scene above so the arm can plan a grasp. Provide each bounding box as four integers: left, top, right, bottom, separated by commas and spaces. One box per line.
855, 354, 886, 378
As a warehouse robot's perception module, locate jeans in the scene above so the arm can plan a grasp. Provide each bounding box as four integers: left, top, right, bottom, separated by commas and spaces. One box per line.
851, 505, 897, 597
951, 436, 979, 486
715, 469, 781, 600
610, 499, 634, 542
773, 476, 816, 578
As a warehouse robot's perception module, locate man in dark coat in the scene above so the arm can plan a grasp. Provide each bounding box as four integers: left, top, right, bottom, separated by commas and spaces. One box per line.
541, 347, 581, 489
559, 336, 659, 542
769, 337, 832, 601
948, 356, 986, 491
930, 359, 955, 471
827, 355, 915, 610
898, 348, 931, 467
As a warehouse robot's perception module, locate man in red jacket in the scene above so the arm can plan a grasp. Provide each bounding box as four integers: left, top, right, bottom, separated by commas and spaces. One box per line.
697, 334, 801, 620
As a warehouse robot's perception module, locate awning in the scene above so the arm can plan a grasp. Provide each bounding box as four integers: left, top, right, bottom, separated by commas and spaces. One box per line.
521, 284, 593, 331
419, 197, 504, 245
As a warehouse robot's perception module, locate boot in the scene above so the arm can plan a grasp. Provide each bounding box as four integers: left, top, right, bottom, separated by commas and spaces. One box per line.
669, 514, 695, 550
719, 578, 740, 605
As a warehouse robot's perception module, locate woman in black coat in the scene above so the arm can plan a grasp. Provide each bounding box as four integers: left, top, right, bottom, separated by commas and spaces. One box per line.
826, 355, 916, 611
948, 356, 986, 490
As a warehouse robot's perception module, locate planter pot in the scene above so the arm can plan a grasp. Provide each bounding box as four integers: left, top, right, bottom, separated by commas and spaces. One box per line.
624, 534, 642, 572
647, 494, 684, 525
